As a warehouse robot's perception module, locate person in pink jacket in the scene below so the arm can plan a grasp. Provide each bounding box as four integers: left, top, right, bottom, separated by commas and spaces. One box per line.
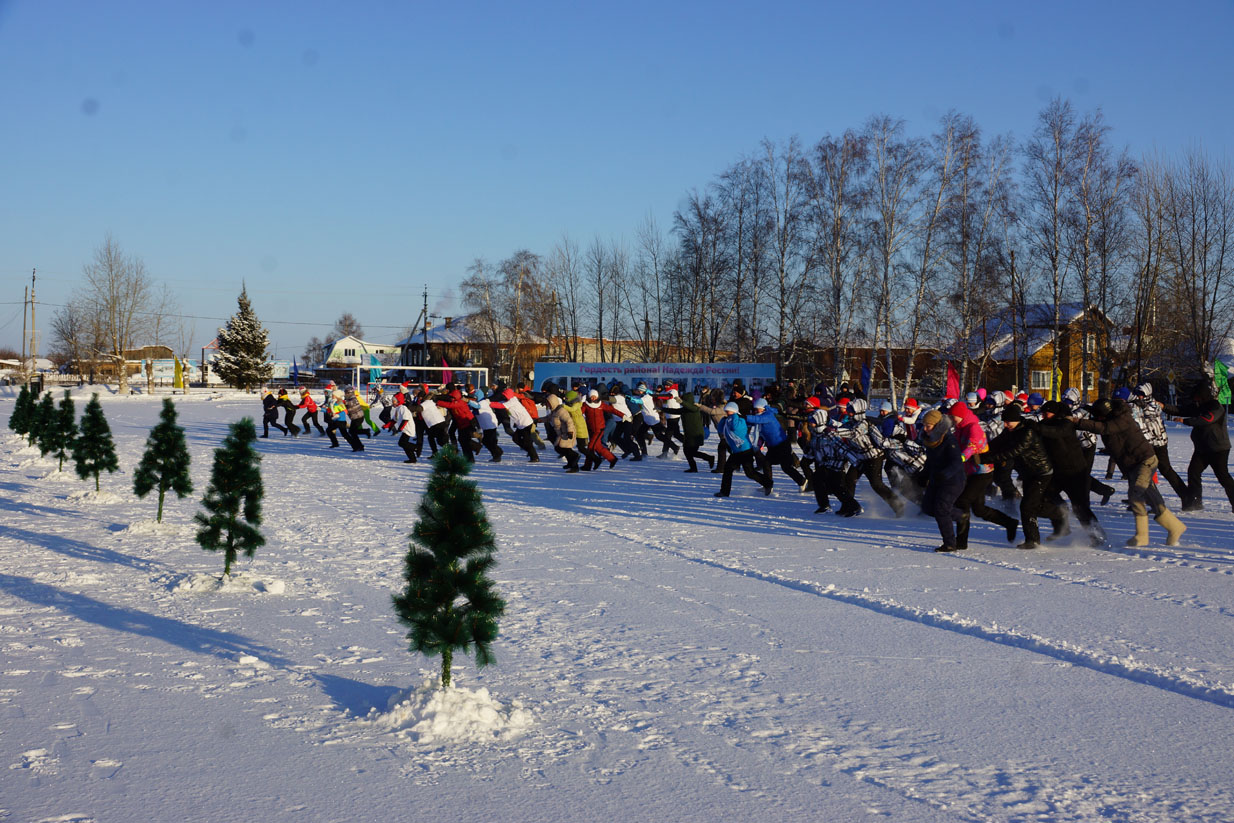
948, 401, 1019, 546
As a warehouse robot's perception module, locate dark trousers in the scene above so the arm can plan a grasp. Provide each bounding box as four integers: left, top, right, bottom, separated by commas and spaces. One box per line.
301, 410, 325, 434
1020, 475, 1067, 544
846, 456, 905, 515
398, 432, 418, 461
325, 417, 343, 447
456, 423, 478, 462
480, 428, 503, 461
512, 425, 539, 461
923, 472, 966, 548
815, 466, 856, 512
555, 444, 580, 470
1049, 471, 1099, 528
420, 422, 448, 456
262, 410, 287, 437
765, 440, 806, 487
1185, 447, 1234, 509
1154, 444, 1188, 500
957, 473, 1018, 530
1082, 446, 1117, 500
612, 421, 638, 458
682, 434, 713, 472
719, 449, 771, 495
346, 419, 366, 451
583, 432, 615, 469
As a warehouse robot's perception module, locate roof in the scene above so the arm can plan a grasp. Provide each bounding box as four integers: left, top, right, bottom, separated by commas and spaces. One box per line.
395, 314, 548, 347
950, 303, 1107, 362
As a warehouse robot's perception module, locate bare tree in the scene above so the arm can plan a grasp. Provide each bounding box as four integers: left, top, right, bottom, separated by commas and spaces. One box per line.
332, 312, 363, 340
545, 236, 584, 361
80, 235, 153, 394
1125, 156, 1171, 382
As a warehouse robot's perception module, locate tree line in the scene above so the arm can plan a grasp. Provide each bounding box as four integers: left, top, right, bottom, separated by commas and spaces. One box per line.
458, 99, 1233, 404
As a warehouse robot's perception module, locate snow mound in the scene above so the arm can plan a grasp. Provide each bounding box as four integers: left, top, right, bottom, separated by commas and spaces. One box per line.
364, 676, 533, 744
66, 489, 124, 504
41, 468, 79, 482
173, 571, 287, 595
121, 520, 195, 538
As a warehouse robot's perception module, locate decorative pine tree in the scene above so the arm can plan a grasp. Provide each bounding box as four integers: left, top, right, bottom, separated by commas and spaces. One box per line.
8, 384, 32, 438
41, 391, 78, 472
133, 398, 194, 523
194, 417, 264, 577
33, 393, 56, 456
392, 444, 505, 689
213, 286, 273, 390
72, 394, 120, 491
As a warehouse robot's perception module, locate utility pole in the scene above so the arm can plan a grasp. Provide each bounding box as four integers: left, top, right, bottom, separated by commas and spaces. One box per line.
423, 286, 430, 370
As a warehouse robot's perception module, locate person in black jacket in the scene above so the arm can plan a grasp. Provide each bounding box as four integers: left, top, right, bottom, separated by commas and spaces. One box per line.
1162, 381, 1234, 512
986, 406, 1067, 549
260, 389, 288, 438
1075, 398, 1186, 546
920, 410, 969, 552
1038, 401, 1104, 545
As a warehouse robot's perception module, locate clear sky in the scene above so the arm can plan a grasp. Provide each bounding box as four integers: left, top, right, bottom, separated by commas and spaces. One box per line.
2, 0, 1231, 360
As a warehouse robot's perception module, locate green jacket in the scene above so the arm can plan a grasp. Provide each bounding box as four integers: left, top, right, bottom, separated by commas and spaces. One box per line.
676, 393, 706, 440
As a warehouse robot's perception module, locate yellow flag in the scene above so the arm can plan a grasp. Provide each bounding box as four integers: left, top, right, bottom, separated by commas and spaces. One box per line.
173, 356, 184, 389
1052, 366, 1063, 401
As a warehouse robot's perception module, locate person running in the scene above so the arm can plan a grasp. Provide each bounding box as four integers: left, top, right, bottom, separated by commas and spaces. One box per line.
835, 398, 906, 517
416, 388, 448, 458
985, 405, 1067, 549
1075, 397, 1186, 547
920, 409, 969, 552
297, 387, 326, 435
277, 389, 300, 436
391, 394, 417, 462
544, 393, 580, 472
746, 397, 807, 489
1129, 383, 1188, 502
342, 387, 366, 452
434, 387, 479, 462
1162, 381, 1234, 513
260, 389, 288, 438
493, 387, 539, 462
1037, 400, 1106, 545
948, 400, 1019, 546
581, 389, 619, 470
661, 390, 714, 473
714, 402, 772, 498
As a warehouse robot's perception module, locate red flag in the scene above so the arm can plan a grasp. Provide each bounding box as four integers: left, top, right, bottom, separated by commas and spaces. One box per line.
945, 362, 960, 399
441, 356, 453, 386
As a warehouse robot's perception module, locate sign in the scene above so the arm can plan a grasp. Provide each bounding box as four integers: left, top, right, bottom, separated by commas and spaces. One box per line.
1167, 370, 1177, 384
532, 362, 777, 396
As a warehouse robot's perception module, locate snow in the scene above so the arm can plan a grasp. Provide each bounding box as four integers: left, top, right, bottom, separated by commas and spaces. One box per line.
2, 388, 1234, 822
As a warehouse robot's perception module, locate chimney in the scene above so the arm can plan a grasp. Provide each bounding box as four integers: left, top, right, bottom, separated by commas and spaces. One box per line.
444, 317, 453, 330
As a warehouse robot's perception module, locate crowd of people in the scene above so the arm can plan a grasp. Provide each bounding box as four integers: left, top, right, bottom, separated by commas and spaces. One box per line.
258, 374, 1233, 552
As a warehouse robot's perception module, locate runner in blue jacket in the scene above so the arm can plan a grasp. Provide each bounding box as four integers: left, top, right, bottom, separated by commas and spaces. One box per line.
715, 403, 772, 498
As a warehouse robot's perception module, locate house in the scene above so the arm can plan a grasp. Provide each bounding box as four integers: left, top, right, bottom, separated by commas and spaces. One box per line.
396, 315, 549, 387
944, 303, 1118, 397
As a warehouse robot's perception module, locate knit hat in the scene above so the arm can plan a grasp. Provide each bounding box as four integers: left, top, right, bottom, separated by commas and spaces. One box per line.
753, 398, 768, 410
1027, 392, 1045, 407
1041, 400, 1069, 417
976, 388, 988, 401
805, 396, 821, 409
589, 389, 599, 399
723, 402, 739, 414
848, 398, 868, 416
1063, 387, 1081, 407
921, 409, 944, 428
903, 397, 919, 410
1135, 383, 1153, 398
1002, 405, 1023, 422
1113, 387, 1132, 401
565, 390, 579, 403
965, 391, 980, 408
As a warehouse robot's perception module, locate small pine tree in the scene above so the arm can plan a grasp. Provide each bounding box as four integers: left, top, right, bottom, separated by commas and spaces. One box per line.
194, 417, 264, 577
8, 384, 31, 437
133, 398, 194, 522
40, 391, 78, 472
33, 393, 56, 455
213, 286, 274, 390
393, 445, 505, 689
72, 394, 120, 491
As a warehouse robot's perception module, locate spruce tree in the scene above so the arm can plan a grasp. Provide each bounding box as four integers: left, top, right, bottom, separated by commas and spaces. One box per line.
213, 286, 273, 390
33, 393, 56, 456
72, 394, 120, 491
393, 445, 505, 689
133, 398, 194, 522
41, 391, 78, 472
8, 384, 32, 438
194, 417, 264, 577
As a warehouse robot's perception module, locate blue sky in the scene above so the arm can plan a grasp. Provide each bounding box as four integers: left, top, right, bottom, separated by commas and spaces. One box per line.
2, 0, 1231, 359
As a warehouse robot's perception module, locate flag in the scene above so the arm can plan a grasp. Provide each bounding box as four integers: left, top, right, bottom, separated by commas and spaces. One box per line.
291, 357, 299, 387
368, 354, 381, 383
173, 356, 184, 389
1216, 359, 1231, 406
945, 362, 960, 399
860, 361, 871, 398
441, 356, 453, 387
1053, 366, 1064, 401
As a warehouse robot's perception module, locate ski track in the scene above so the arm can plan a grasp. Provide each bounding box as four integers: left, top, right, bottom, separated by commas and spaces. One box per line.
537, 510, 1234, 712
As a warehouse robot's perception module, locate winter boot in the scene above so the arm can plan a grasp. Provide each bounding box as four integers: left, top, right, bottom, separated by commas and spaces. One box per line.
1155, 510, 1186, 547
955, 513, 971, 551
1125, 514, 1150, 547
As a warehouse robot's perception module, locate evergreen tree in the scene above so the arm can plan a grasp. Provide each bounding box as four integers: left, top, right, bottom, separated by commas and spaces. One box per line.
8, 384, 31, 438
33, 393, 56, 456
393, 445, 505, 689
133, 398, 194, 522
41, 391, 78, 472
213, 286, 273, 390
194, 417, 264, 577
72, 394, 120, 491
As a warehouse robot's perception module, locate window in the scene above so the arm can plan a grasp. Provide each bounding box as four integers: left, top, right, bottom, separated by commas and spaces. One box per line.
1083, 371, 1098, 390
1031, 370, 1052, 391
343, 348, 356, 358
467, 348, 483, 365
1084, 333, 1096, 355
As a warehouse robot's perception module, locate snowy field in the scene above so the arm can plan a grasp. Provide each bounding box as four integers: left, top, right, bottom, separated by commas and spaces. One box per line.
2, 388, 1233, 823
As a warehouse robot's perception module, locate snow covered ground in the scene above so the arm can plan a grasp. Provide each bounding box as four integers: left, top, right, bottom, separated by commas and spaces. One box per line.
2, 388, 1233, 823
